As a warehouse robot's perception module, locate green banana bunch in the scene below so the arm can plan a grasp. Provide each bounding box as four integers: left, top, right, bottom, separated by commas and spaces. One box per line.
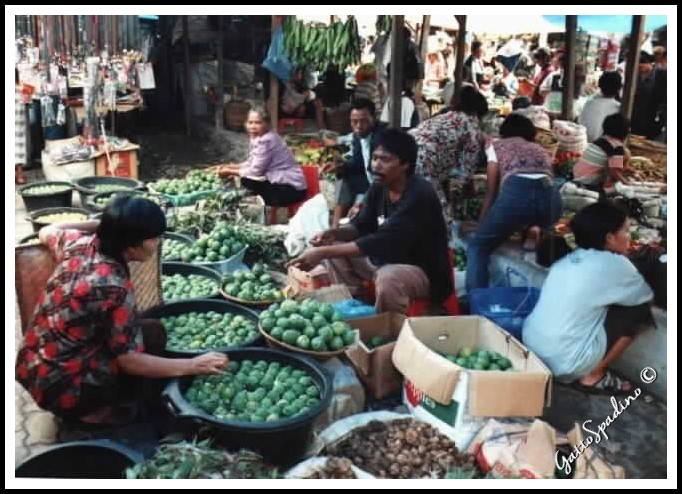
281, 16, 361, 71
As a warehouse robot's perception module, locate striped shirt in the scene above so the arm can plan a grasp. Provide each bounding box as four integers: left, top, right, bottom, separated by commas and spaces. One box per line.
573, 136, 625, 187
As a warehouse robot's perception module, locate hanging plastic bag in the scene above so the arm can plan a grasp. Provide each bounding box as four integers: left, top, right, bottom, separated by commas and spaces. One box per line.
261, 26, 294, 82
284, 193, 330, 257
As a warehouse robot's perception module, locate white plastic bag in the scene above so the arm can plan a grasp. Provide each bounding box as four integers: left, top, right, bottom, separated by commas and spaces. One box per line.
284, 193, 330, 257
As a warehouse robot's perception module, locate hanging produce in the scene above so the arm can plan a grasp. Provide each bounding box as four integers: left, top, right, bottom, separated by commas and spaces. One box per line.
282, 16, 361, 70
375, 15, 392, 34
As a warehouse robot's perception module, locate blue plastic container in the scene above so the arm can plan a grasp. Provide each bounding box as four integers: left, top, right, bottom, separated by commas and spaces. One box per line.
468, 286, 540, 341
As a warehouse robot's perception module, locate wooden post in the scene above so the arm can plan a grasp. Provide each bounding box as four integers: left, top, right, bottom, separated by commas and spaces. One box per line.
216, 15, 225, 130
269, 15, 281, 130
621, 16, 646, 121
415, 15, 431, 101
454, 15, 467, 102
182, 16, 192, 136
561, 15, 577, 121
389, 15, 405, 129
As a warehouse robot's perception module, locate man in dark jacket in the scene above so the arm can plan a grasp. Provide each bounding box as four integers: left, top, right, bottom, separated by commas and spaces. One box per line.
290, 129, 454, 314
323, 98, 384, 228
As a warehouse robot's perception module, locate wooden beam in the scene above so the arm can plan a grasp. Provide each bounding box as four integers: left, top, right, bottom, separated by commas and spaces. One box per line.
561, 15, 577, 121
621, 16, 646, 121
415, 15, 431, 101
454, 15, 467, 102
216, 15, 225, 130
182, 16, 192, 136
389, 15, 405, 129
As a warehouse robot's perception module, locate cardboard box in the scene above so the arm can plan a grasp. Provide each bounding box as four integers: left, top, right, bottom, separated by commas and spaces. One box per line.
392, 316, 552, 448
95, 147, 139, 179
287, 264, 332, 294
344, 312, 406, 399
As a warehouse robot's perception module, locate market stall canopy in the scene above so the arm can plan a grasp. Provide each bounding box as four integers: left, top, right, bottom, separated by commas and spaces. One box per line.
466, 15, 563, 34
543, 15, 667, 34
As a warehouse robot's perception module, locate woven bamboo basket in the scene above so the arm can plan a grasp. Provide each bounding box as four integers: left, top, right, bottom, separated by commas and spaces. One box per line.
15, 243, 161, 334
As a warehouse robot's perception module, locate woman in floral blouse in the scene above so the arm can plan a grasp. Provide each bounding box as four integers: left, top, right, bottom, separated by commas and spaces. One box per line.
466, 114, 563, 291
410, 85, 489, 214
15, 196, 228, 425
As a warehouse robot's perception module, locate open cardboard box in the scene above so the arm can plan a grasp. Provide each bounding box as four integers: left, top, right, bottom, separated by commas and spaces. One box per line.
344, 312, 406, 399
392, 316, 553, 447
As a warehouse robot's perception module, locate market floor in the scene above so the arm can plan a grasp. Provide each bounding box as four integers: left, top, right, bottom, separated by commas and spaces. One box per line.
13, 129, 668, 478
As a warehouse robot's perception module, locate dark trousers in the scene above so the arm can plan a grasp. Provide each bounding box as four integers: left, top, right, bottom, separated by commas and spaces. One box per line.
241, 177, 306, 207
466, 176, 563, 290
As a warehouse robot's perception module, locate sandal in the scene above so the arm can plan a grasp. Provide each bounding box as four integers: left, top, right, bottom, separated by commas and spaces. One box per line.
569, 370, 634, 396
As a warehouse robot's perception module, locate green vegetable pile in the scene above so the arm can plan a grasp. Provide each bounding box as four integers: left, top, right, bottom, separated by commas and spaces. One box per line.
184, 360, 322, 422
21, 184, 71, 196
259, 299, 356, 353
442, 347, 514, 371
162, 311, 258, 351
222, 263, 284, 303
162, 273, 219, 301
126, 439, 281, 479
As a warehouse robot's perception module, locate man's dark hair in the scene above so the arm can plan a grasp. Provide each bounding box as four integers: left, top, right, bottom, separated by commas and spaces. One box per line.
533, 47, 551, 64
471, 40, 482, 52
602, 113, 630, 140
499, 113, 536, 142
570, 201, 628, 251
512, 96, 531, 110
453, 85, 488, 118
598, 71, 623, 98
97, 195, 166, 272
374, 128, 418, 175
351, 97, 376, 117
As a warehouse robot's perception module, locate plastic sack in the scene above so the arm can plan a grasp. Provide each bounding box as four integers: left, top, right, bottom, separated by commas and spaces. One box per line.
284, 193, 329, 257
333, 299, 377, 319
261, 26, 294, 82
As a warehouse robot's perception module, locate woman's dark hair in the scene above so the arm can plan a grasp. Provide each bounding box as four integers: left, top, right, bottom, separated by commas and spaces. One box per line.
512, 96, 531, 110
374, 128, 418, 175
598, 71, 623, 98
453, 85, 488, 118
499, 113, 536, 141
351, 97, 376, 117
570, 201, 628, 251
536, 234, 572, 267
602, 113, 630, 140
97, 195, 166, 272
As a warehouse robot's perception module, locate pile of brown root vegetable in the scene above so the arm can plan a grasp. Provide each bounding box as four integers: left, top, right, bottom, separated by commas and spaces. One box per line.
323, 419, 480, 479
304, 458, 357, 479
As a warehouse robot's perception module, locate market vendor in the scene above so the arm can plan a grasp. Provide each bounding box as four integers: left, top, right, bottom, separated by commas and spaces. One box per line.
289, 129, 453, 315
15, 196, 229, 425
465, 114, 562, 291
218, 107, 307, 207
278, 66, 326, 130
410, 85, 489, 215
573, 113, 631, 193
322, 98, 384, 228
523, 202, 654, 394
579, 71, 623, 143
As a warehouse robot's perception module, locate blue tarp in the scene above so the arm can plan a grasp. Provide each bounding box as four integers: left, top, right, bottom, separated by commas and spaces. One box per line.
543, 15, 667, 34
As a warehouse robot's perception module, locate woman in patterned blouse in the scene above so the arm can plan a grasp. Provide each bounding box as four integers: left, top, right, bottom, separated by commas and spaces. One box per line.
15, 196, 229, 425
466, 114, 563, 291
410, 85, 489, 214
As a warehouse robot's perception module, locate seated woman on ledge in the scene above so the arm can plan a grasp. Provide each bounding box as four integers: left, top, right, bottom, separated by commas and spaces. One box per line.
218, 107, 307, 207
